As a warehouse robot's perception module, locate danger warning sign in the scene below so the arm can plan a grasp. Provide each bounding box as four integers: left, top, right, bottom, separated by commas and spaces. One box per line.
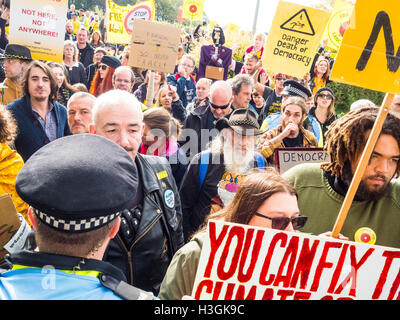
280, 9, 315, 36
262, 1, 330, 79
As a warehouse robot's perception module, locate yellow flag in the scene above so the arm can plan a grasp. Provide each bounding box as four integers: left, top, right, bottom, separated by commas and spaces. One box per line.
106, 0, 155, 44
182, 0, 204, 21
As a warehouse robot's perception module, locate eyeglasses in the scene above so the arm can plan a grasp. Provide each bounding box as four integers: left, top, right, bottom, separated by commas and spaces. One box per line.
318, 94, 333, 100
254, 213, 308, 230
210, 102, 231, 110
99, 64, 108, 70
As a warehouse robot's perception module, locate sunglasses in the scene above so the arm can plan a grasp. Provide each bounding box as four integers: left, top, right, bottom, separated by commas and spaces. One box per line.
99, 64, 108, 70
210, 102, 231, 110
275, 77, 285, 81
254, 213, 308, 230
318, 94, 333, 100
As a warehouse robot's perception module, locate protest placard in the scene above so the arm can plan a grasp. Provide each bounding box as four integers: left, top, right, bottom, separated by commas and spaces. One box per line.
192, 220, 400, 300
328, 0, 399, 237
106, 0, 155, 44
262, 1, 330, 79
8, 0, 67, 63
182, 0, 205, 22
274, 148, 330, 174
330, 0, 400, 95
128, 19, 180, 74
320, 0, 355, 57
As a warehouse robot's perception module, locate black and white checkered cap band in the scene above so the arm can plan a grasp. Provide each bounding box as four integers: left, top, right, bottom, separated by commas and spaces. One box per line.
34, 208, 120, 232
285, 85, 308, 100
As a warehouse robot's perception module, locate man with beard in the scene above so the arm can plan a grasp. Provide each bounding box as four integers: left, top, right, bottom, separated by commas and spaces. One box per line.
179, 108, 267, 241
0, 44, 32, 105
283, 106, 400, 248
6, 60, 71, 161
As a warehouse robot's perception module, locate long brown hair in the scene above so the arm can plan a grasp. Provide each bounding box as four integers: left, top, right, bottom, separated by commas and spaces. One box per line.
21, 60, 59, 100
194, 169, 297, 239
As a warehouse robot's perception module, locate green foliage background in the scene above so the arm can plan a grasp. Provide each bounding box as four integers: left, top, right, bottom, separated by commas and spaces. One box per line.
326, 82, 385, 116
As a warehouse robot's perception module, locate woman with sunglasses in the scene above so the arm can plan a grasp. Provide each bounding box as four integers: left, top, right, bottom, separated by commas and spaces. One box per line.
304, 87, 338, 147
159, 169, 347, 300
89, 55, 121, 97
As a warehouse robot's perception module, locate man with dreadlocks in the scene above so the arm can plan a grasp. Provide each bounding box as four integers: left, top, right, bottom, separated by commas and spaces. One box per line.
283, 106, 400, 248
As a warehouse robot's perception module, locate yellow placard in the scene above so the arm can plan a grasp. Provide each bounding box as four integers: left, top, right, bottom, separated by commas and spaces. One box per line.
8, 0, 68, 63
330, 0, 400, 95
106, 0, 155, 44
262, 1, 331, 79
182, 0, 204, 21
321, 0, 355, 57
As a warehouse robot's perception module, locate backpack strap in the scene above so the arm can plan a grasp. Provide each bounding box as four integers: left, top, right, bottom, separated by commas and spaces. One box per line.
198, 150, 210, 196
254, 152, 267, 168
99, 273, 154, 300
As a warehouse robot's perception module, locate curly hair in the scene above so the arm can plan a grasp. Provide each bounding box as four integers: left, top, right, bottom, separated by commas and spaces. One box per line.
0, 104, 18, 143
321, 106, 400, 177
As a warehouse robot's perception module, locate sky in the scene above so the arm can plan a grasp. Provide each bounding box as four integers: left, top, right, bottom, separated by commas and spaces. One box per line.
203, 0, 325, 34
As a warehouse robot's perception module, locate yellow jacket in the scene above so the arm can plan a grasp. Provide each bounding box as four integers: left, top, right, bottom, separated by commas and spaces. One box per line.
0, 143, 29, 221
1, 78, 23, 106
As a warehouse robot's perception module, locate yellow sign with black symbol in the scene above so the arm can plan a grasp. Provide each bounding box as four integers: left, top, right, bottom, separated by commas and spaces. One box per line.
330, 0, 400, 94
262, 1, 331, 79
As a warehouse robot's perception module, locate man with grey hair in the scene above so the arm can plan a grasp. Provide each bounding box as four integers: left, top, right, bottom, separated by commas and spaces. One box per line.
167, 54, 197, 108
90, 89, 184, 295
67, 92, 96, 134
179, 80, 234, 159
112, 66, 135, 92
230, 74, 255, 111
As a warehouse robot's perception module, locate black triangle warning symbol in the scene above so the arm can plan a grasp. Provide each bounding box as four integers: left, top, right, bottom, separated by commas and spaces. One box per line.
280, 9, 315, 36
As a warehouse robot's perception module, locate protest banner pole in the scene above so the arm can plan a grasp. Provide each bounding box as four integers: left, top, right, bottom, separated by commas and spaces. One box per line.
331, 92, 394, 238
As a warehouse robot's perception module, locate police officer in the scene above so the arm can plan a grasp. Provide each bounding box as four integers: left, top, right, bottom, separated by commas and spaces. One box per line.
0, 134, 154, 300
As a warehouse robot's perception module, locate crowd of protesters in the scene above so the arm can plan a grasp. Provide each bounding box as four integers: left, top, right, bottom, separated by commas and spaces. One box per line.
0, 3, 400, 301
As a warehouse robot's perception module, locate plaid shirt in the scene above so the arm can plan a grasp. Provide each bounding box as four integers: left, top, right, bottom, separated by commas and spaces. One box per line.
257, 125, 318, 162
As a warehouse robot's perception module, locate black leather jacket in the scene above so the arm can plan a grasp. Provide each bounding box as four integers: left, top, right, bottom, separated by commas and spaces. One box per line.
103, 154, 184, 295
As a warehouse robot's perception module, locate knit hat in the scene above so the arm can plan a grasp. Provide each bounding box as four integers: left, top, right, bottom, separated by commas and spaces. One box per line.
215, 108, 265, 136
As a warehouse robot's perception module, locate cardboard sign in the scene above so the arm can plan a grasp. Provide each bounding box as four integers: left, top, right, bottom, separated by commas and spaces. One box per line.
205, 66, 224, 80
0, 194, 21, 261
128, 19, 180, 74
8, 0, 68, 63
330, 0, 400, 95
106, 0, 155, 44
262, 1, 331, 79
274, 147, 330, 174
192, 220, 400, 300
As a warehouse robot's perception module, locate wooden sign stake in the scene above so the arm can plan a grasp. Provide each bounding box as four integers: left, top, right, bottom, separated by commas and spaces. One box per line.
331, 93, 394, 238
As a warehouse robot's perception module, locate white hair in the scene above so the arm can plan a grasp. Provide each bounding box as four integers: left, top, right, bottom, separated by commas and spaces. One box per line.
67, 92, 96, 109
92, 89, 143, 127
350, 99, 375, 111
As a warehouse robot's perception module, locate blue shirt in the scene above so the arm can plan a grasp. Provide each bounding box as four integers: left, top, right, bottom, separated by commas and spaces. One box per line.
32, 102, 58, 142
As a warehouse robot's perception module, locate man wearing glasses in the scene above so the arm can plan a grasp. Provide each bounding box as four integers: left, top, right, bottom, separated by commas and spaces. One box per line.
0, 44, 32, 105
167, 54, 197, 108
179, 80, 233, 160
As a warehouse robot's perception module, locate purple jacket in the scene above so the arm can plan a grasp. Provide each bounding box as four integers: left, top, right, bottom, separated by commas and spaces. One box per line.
197, 45, 232, 81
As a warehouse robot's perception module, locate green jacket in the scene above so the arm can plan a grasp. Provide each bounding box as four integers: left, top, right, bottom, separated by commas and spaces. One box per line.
158, 232, 206, 300
283, 163, 400, 248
